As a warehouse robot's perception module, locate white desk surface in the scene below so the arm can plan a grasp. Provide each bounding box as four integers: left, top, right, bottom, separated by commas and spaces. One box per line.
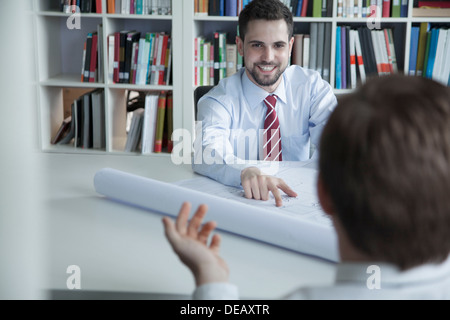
41, 153, 335, 299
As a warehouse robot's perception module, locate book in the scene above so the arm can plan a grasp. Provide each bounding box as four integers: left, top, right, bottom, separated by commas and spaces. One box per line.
157, 34, 170, 85
226, 44, 237, 77
386, 28, 398, 73
382, 29, 393, 73
301, 0, 309, 16
91, 89, 105, 150
309, 22, 318, 71
292, 34, 304, 66
124, 31, 141, 83
118, 30, 132, 83
52, 116, 72, 145
113, 32, 120, 83
336, 26, 342, 89
125, 108, 144, 152
416, 22, 430, 76
163, 38, 173, 85
166, 91, 174, 153
107, 0, 115, 13
382, 0, 390, 17
89, 32, 98, 82
97, 24, 104, 83
323, 23, 332, 83
316, 23, 325, 77
213, 32, 220, 85
432, 28, 448, 82
409, 26, 420, 75
439, 30, 450, 86
391, 0, 401, 17
412, 8, 450, 17
74, 97, 83, 148
225, 0, 237, 16
83, 32, 93, 82
354, 29, 366, 83
349, 29, 357, 89
82, 92, 93, 149
154, 91, 167, 153
425, 28, 439, 79
219, 32, 227, 81
141, 93, 159, 154
422, 30, 432, 77
341, 26, 347, 89
400, 0, 408, 16
303, 35, 310, 68
312, 0, 322, 17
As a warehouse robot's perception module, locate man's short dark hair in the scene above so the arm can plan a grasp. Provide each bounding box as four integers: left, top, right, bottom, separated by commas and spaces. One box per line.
238, 0, 294, 41
319, 74, 450, 270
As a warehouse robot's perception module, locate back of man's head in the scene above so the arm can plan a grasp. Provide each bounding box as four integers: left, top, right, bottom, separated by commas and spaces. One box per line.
319, 74, 450, 270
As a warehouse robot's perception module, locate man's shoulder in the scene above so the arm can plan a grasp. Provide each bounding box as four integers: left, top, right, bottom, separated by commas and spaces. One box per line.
284, 65, 323, 84
204, 69, 244, 102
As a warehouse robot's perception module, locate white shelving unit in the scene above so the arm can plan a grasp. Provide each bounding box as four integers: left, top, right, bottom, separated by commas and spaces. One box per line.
33, 0, 450, 156
33, 0, 182, 155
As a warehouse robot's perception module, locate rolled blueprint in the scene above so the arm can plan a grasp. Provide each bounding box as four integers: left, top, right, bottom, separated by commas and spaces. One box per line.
94, 168, 338, 262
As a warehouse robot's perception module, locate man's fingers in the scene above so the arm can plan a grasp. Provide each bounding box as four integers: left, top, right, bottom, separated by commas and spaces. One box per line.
187, 204, 209, 237
209, 234, 222, 253
251, 178, 261, 200
269, 184, 283, 207
162, 216, 179, 246
198, 221, 217, 244
176, 202, 191, 234
242, 180, 253, 200
278, 180, 298, 198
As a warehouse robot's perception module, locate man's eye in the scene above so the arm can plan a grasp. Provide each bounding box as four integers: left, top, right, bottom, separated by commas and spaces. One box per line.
252, 43, 263, 48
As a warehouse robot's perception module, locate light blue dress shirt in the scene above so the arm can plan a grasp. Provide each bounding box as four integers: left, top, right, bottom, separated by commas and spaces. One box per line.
192, 65, 337, 187
193, 256, 450, 300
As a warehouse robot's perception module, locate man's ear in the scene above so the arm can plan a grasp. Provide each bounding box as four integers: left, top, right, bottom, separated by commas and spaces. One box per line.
317, 173, 335, 216
236, 35, 244, 57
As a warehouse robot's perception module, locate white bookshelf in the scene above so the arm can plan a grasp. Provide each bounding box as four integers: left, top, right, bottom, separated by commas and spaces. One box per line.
33, 0, 450, 156
32, 0, 183, 155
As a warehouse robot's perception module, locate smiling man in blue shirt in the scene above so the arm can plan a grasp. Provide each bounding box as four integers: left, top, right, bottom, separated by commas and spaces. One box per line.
193, 0, 337, 206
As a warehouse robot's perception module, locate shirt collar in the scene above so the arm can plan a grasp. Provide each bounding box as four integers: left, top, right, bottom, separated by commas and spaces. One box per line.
241, 68, 287, 109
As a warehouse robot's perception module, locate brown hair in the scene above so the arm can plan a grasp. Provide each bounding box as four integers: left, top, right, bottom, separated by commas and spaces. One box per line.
238, 0, 294, 41
319, 74, 450, 270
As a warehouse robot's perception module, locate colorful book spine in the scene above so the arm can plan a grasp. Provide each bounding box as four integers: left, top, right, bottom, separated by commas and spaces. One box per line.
409, 26, 420, 76
154, 92, 167, 153
336, 26, 342, 89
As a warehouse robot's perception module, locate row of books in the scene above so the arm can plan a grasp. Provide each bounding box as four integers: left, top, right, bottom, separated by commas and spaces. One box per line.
194, 33, 243, 86
409, 24, 450, 86
338, 0, 409, 18
60, 0, 102, 13
81, 24, 104, 83
52, 89, 106, 150
106, 0, 172, 15
125, 91, 173, 153
107, 31, 172, 85
197, 0, 333, 17
335, 26, 398, 89
289, 0, 333, 17
291, 23, 332, 83
196, 0, 251, 16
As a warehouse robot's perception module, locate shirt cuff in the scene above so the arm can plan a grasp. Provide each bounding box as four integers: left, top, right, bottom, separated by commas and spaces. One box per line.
192, 282, 240, 300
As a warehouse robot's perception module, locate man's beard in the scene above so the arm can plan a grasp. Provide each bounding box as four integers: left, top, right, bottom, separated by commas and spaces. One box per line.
247, 63, 285, 87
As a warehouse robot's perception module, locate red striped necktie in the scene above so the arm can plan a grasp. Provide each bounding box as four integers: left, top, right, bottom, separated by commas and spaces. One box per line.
263, 94, 282, 161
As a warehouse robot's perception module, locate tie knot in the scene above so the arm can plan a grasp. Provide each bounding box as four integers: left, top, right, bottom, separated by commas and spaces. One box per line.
264, 95, 277, 109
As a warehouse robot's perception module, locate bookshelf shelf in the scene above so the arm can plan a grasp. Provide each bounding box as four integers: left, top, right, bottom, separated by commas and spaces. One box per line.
33, 0, 450, 158
41, 73, 106, 87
